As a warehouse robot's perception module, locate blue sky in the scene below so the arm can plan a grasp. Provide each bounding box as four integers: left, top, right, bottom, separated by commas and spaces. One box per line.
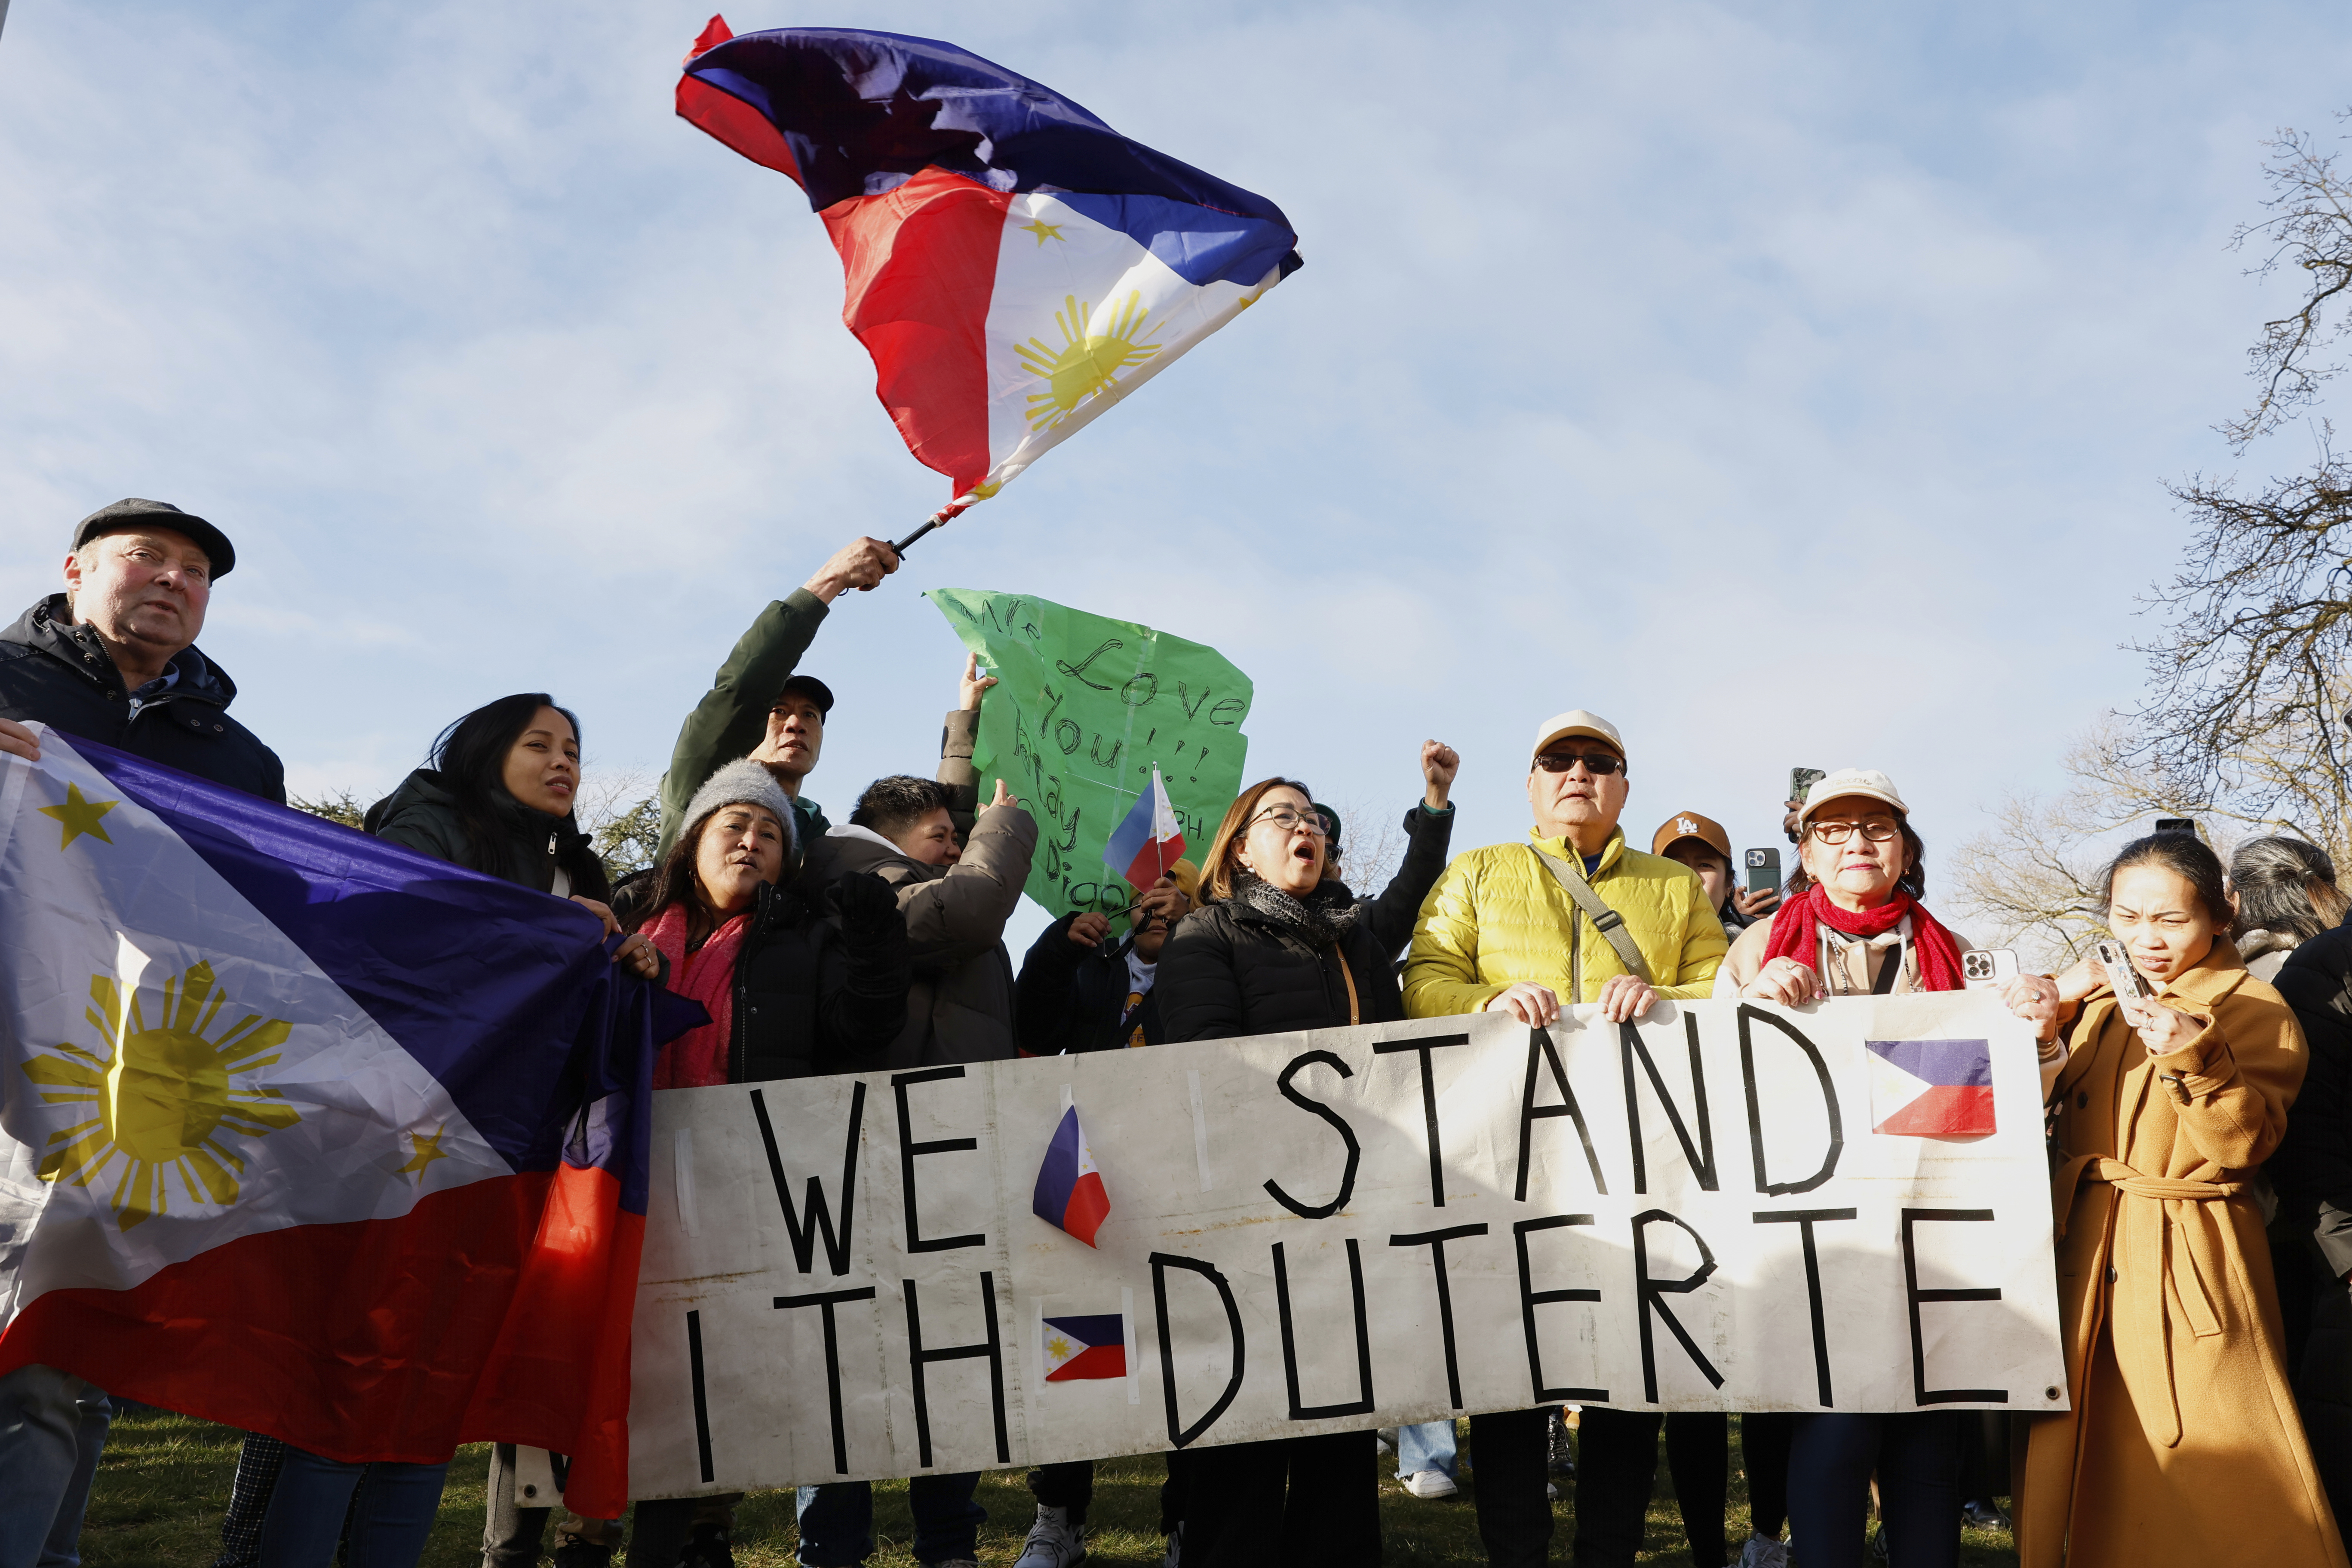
4, 0, 2349, 951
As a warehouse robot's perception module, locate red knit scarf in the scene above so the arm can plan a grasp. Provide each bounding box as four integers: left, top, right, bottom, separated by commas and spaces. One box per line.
645, 902, 750, 1089
1760, 885, 1966, 993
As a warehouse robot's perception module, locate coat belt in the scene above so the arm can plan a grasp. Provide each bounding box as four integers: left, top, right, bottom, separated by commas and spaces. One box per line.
2053, 1154, 2244, 1447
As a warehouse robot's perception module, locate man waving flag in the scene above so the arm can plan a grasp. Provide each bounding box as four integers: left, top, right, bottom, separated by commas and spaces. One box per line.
0, 728, 694, 1514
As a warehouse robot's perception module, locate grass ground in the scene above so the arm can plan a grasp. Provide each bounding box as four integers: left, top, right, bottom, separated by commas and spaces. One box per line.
82, 1409, 2021, 1567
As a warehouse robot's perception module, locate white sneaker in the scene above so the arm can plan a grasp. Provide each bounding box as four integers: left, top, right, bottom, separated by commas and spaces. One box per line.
1401, 1469, 1458, 1500
1161, 1522, 1182, 1568
1545, 1480, 1560, 1500
1013, 1505, 1086, 1568
1738, 1535, 1790, 1568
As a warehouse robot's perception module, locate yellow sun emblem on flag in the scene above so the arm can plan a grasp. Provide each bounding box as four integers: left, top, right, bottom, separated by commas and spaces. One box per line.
19, 960, 301, 1230
1017, 292, 1163, 429
1046, 1333, 1075, 1362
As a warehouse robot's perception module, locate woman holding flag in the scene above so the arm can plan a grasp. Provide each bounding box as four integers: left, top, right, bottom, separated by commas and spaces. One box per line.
1152, 744, 1455, 1568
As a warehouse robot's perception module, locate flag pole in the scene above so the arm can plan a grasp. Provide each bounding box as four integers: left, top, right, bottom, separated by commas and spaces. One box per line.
891, 503, 964, 555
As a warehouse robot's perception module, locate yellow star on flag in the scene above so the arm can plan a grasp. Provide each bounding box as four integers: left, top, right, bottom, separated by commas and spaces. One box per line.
1045, 1334, 1074, 1361
397, 1129, 450, 1178
1019, 218, 1066, 246
38, 783, 118, 849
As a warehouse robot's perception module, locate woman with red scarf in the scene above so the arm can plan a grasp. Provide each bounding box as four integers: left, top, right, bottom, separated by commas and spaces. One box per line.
1713, 768, 2059, 1568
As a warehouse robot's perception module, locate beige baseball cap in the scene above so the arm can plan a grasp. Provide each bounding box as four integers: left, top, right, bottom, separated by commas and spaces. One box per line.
1530, 709, 1625, 763
1798, 767, 1909, 826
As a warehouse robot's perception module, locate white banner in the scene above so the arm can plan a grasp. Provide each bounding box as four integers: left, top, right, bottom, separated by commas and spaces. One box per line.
624, 993, 2067, 1498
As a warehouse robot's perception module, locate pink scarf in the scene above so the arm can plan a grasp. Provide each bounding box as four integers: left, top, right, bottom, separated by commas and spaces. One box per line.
645, 903, 749, 1089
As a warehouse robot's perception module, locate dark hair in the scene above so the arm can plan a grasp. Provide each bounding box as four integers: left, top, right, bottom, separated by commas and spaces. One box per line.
1200, 777, 1327, 904
2229, 836, 2348, 943
422, 692, 608, 899
2102, 832, 2232, 927
850, 775, 949, 841
629, 799, 792, 943
1787, 815, 1928, 899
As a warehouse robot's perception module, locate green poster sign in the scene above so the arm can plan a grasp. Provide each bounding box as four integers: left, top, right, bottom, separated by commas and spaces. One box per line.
927, 588, 1255, 917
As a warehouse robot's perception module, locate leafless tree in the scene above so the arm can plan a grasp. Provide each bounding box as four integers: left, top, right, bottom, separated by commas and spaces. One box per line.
2223, 121, 2352, 449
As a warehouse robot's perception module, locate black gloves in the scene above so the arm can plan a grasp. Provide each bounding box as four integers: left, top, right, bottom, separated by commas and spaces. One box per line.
832, 869, 901, 939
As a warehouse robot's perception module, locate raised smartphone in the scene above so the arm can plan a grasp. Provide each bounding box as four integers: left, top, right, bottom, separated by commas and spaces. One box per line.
2093, 939, 2154, 1020
1961, 949, 2020, 990
1744, 847, 1781, 897
1790, 767, 1827, 804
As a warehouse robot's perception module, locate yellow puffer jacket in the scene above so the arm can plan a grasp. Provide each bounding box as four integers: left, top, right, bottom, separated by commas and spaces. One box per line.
1403, 828, 1728, 1018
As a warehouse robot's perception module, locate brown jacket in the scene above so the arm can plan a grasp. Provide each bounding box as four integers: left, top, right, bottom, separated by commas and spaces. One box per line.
824, 801, 1038, 1069
2017, 942, 2345, 1567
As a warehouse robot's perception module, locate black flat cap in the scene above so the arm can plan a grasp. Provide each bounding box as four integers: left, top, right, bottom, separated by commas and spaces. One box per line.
73, 499, 236, 578
777, 673, 834, 716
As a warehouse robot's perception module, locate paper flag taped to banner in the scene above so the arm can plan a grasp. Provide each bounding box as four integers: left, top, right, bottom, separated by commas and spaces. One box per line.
1033, 1105, 1111, 1246
1042, 1313, 1128, 1381
1866, 1037, 1996, 1136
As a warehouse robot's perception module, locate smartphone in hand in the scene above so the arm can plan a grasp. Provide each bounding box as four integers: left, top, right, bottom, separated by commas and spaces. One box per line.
2092, 939, 2154, 1024
1962, 949, 2020, 990
1790, 767, 1827, 806
1744, 847, 1781, 897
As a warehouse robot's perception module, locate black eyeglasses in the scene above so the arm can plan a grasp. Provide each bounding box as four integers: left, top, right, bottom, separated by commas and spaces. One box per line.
1250, 805, 1330, 835
1532, 751, 1624, 776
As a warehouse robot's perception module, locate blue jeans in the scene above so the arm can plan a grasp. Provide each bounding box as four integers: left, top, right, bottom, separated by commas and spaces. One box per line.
1397, 1419, 1459, 1479
255, 1446, 450, 1568
0, 1363, 111, 1568
794, 1475, 983, 1566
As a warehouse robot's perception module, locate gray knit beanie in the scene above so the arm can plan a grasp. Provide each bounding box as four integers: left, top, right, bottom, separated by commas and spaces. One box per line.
682, 760, 798, 859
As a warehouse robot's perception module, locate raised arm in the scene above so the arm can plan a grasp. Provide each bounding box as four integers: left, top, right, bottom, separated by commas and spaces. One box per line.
655, 537, 897, 860
886, 798, 1038, 968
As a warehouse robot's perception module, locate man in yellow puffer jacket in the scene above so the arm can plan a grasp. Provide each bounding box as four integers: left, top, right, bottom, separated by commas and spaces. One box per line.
1400, 706, 1726, 1568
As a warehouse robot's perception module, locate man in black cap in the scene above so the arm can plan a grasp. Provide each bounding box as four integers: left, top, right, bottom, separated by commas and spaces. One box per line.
650, 535, 899, 868
0, 498, 284, 802
0, 500, 282, 1568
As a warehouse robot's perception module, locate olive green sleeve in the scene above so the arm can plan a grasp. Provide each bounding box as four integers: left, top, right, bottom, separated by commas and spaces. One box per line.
656, 588, 829, 862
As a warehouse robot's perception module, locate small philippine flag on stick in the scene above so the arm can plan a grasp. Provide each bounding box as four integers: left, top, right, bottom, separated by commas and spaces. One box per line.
1033, 1105, 1112, 1247
1105, 767, 1187, 894
1866, 1038, 1996, 1137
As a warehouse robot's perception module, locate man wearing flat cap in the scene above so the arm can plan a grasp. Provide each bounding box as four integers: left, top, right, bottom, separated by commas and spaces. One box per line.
0, 498, 284, 802
0, 500, 282, 1568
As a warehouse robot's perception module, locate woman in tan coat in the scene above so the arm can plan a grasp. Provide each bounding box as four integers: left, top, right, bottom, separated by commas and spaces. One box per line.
2019, 831, 2346, 1566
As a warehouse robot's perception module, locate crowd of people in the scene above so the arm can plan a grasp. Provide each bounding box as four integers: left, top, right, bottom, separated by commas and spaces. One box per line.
6, 501, 2352, 1568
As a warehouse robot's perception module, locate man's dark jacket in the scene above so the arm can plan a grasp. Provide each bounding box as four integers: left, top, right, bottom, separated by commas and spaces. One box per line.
1016, 916, 1171, 1056
0, 594, 284, 802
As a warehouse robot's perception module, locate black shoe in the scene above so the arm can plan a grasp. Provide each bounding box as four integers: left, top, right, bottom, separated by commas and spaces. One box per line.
551, 1542, 614, 1568
1961, 1498, 2013, 1531
679, 1523, 735, 1568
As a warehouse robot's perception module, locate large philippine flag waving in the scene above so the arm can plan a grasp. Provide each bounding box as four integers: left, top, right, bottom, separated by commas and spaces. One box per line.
0, 727, 695, 1514
676, 20, 1302, 522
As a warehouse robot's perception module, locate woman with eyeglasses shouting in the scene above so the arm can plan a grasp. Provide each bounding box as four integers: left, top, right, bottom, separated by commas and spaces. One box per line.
1713, 768, 2055, 1568
1152, 746, 1458, 1568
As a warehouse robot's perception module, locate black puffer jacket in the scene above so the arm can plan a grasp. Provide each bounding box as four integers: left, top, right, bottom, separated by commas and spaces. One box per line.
2270, 926, 2352, 1277
1160, 881, 1407, 1041
1157, 803, 1454, 1043
0, 594, 285, 802
723, 874, 910, 1082
365, 768, 610, 900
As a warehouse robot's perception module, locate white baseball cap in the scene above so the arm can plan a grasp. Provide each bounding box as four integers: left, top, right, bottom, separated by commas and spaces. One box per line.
1798, 768, 1909, 826
1530, 709, 1625, 764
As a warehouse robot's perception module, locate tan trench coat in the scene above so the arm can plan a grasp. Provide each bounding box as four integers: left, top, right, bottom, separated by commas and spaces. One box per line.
2017, 942, 2345, 1567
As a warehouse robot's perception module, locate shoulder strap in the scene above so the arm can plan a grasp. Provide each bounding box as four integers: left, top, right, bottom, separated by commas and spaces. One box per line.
1529, 846, 1655, 986
1334, 948, 1362, 1026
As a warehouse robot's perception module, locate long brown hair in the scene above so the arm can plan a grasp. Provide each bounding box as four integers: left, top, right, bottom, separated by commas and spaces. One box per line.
1199, 776, 1327, 905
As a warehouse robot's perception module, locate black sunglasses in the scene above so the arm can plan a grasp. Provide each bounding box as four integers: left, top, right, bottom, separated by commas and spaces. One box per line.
1532, 750, 1624, 776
